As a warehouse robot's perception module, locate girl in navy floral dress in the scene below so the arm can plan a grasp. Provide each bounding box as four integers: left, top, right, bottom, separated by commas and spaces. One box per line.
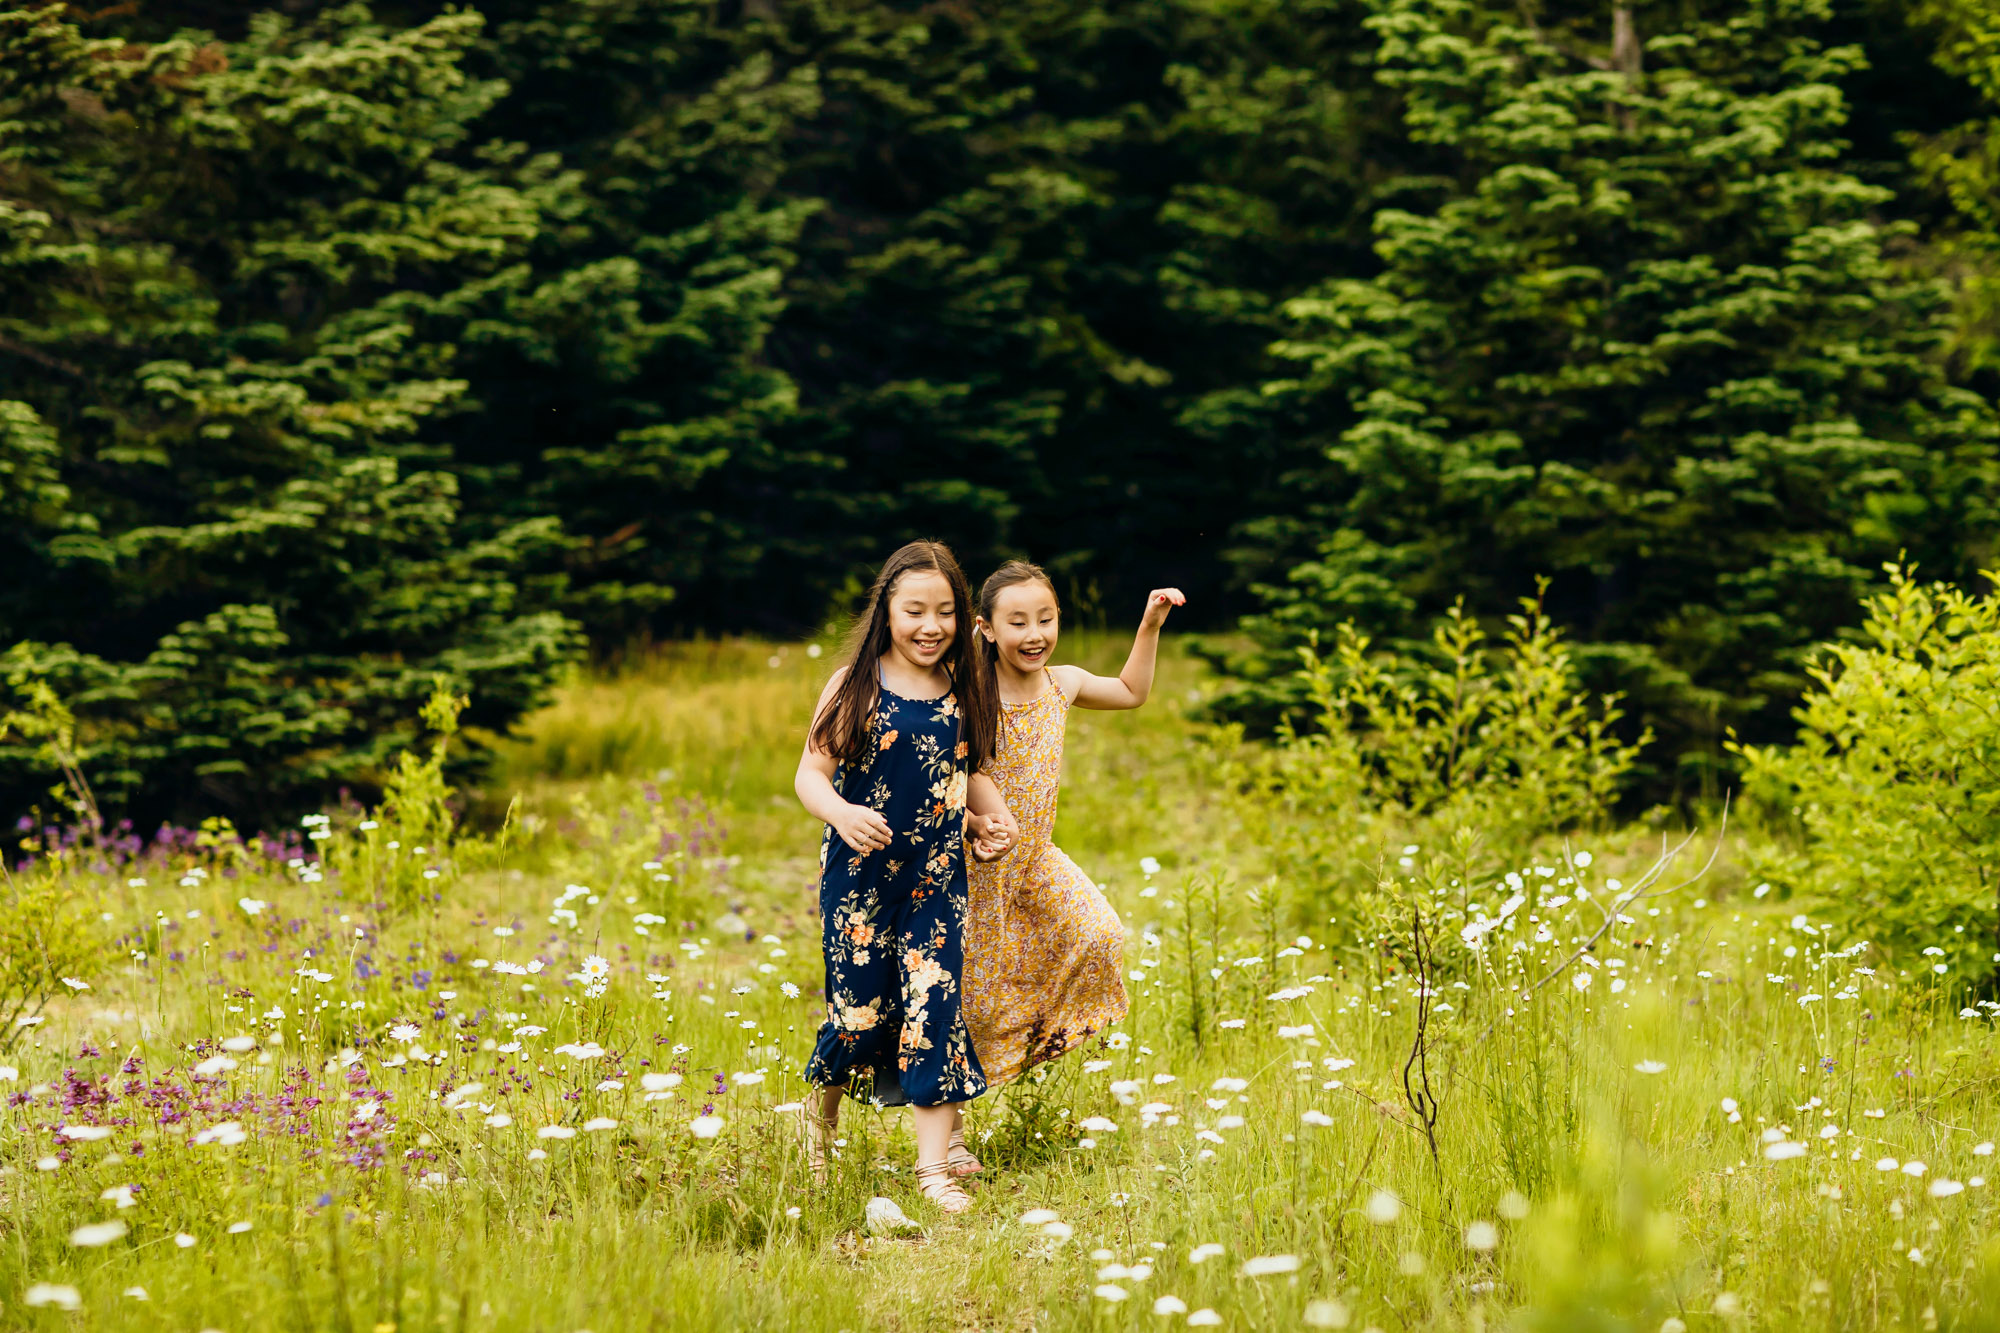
795, 541, 1018, 1214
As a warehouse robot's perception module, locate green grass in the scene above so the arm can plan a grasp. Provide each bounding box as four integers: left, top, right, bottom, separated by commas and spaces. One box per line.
2, 638, 1997, 1331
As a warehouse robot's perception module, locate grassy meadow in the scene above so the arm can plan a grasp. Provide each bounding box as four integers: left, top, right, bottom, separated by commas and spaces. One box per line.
3, 637, 1999, 1331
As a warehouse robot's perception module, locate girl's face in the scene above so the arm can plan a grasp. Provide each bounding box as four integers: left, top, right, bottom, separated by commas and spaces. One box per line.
982, 580, 1060, 673
885, 569, 957, 671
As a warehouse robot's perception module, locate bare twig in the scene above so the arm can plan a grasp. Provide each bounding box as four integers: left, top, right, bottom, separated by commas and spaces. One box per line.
1402, 906, 1442, 1171
1475, 797, 1731, 1041
0, 335, 85, 379
1336, 1083, 1420, 1132
1533, 796, 1728, 997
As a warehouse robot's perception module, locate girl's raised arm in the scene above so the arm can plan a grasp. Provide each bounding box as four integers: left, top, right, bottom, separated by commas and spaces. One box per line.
1060, 588, 1186, 711
796, 666, 893, 854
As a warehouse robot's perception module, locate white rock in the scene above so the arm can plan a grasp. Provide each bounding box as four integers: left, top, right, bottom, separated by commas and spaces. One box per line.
864, 1196, 924, 1238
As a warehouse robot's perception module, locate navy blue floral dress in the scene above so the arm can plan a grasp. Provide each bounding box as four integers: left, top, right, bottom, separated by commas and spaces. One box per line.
805, 677, 987, 1107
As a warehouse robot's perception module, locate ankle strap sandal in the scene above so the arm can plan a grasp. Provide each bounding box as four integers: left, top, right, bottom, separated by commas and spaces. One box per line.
914, 1160, 974, 1214
947, 1128, 983, 1178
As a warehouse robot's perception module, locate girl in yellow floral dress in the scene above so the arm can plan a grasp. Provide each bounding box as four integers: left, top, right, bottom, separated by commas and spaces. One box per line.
962, 562, 1184, 1097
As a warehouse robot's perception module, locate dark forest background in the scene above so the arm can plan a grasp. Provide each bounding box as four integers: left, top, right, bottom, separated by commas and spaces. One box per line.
7, 0, 2000, 822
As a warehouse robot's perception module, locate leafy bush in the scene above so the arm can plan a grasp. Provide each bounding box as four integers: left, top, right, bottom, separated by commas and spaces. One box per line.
1291, 595, 1647, 838
1212, 593, 1645, 932
332, 682, 472, 917
0, 875, 96, 1048
1735, 565, 2000, 979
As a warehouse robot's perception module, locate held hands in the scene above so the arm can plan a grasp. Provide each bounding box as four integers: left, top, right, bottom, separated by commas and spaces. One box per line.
832, 801, 894, 855
837, 801, 1016, 860
967, 810, 1019, 863
1140, 587, 1186, 632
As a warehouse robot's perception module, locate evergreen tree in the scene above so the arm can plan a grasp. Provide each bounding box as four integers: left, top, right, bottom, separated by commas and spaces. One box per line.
432, 0, 825, 635
1904, 0, 2000, 377
65, 0, 1403, 627
762, 0, 1397, 615
13, 0, 2000, 823
0, 6, 578, 823
1216, 0, 2000, 787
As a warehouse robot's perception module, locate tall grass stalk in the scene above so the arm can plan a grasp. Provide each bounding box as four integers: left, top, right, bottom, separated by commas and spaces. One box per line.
0, 640, 1992, 1330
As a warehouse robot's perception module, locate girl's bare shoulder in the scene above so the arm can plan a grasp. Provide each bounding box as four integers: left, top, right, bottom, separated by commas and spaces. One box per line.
809, 665, 868, 727
1047, 663, 1088, 703
814, 663, 851, 700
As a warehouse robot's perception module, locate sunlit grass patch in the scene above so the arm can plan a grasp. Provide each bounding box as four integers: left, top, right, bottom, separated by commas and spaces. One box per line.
0, 642, 1995, 1330
492, 637, 829, 794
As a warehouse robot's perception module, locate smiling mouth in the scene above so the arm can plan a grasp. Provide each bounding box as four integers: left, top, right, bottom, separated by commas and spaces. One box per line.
912, 638, 943, 654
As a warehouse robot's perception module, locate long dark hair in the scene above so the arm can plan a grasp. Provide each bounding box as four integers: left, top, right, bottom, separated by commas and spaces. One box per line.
810, 541, 997, 770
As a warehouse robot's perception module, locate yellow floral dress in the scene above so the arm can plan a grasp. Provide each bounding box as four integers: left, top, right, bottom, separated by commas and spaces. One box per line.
963, 672, 1127, 1083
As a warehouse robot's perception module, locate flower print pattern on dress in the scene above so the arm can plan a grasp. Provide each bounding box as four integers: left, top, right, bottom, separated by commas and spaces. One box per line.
805, 680, 986, 1107
834, 998, 881, 1032
963, 671, 1128, 1084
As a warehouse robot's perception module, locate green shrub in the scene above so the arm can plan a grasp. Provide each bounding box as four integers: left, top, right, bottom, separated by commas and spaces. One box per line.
1208, 593, 1644, 942
1286, 593, 1644, 833
0, 874, 97, 1049
333, 682, 471, 917
1735, 564, 2000, 979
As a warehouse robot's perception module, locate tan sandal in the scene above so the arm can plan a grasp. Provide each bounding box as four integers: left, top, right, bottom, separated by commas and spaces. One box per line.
947, 1128, 983, 1179
915, 1161, 974, 1214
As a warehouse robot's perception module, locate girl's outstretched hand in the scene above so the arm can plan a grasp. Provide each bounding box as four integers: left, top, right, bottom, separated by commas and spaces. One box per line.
1140, 587, 1186, 632
832, 802, 894, 855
